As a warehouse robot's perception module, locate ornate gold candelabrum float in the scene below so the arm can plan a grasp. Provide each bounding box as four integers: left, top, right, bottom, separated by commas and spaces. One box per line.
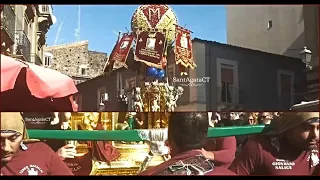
62, 112, 170, 175
132, 80, 183, 128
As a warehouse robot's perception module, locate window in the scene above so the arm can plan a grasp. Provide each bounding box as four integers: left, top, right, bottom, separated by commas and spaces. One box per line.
221, 64, 234, 103
268, 20, 273, 30
44, 56, 51, 66
42, 5, 49, 13
79, 65, 89, 76
280, 74, 291, 94
277, 70, 294, 108
125, 77, 136, 90
81, 68, 86, 75
97, 87, 107, 110
216, 58, 239, 105
74, 80, 81, 85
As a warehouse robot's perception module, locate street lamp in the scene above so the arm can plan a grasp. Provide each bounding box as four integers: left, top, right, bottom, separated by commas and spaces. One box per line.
299, 46, 312, 70
99, 93, 109, 111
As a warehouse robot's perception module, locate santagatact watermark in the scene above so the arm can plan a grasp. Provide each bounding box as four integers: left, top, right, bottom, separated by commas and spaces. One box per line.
172, 77, 210, 87
24, 117, 52, 125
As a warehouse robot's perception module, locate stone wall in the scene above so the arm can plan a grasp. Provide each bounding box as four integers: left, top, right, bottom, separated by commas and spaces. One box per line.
44, 40, 107, 80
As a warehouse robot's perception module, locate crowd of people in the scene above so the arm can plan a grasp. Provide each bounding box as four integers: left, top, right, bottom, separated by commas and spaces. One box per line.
1, 112, 319, 175
208, 112, 280, 127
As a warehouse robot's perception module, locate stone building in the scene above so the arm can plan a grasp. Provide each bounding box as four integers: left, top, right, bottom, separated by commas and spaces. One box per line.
1, 5, 55, 65
76, 38, 306, 112
44, 40, 108, 84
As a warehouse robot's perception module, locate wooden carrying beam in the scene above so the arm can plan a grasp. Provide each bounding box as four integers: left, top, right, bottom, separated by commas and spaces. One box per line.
27, 125, 267, 141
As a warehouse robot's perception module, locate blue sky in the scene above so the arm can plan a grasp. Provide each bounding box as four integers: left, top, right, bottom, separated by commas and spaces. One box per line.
46, 5, 226, 54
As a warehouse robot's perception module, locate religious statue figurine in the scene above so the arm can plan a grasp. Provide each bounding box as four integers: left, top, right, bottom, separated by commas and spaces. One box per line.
151, 94, 160, 112
101, 119, 110, 130
82, 112, 100, 131
132, 87, 144, 112
165, 85, 176, 112
61, 112, 71, 130
176, 86, 184, 97
165, 84, 184, 112
61, 121, 70, 130
51, 112, 60, 125
125, 112, 143, 130
118, 89, 128, 104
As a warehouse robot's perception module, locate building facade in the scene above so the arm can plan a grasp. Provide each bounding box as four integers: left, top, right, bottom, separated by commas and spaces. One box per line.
226, 5, 319, 101
192, 38, 306, 111
302, 5, 319, 100
76, 39, 306, 112
1, 5, 55, 65
44, 40, 108, 84
227, 5, 305, 58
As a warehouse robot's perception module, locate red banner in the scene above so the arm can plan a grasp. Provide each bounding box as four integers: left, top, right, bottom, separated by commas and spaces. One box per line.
174, 25, 197, 75
109, 33, 135, 69
134, 29, 166, 69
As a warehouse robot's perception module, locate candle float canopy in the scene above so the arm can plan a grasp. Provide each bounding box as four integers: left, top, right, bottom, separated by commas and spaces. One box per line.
131, 4, 178, 44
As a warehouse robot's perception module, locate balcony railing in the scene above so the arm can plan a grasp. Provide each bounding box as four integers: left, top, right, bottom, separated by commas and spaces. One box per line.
15, 30, 31, 62
217, 86, 240, 105
1, 5, 16, 43
39, 5, 50, 14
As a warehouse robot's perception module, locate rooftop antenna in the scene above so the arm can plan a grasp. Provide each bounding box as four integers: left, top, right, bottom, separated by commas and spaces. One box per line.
54, 17, 65, 46
125, 27, 130, 33
75, 5, 81, 42
112, 30, 121, 40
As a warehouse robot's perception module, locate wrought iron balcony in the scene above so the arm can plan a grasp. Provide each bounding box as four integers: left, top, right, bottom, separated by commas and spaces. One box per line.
38, 5, 54, 26
39, 5, 50, 14
1, 5, 16, 44
15, 30, 31, 62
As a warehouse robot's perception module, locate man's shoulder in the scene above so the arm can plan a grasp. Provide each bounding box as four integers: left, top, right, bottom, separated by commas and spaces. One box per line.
247, 135, 270, 145
26, 142, 52, 151
241, 135, 271, 154
138, 160, 175, 175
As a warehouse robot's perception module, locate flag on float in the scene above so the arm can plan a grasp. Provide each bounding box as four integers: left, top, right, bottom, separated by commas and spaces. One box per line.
103, 33, 135, 73
174, 25, 197, 76
134, 28, 167, 69
111, 32, 135, 69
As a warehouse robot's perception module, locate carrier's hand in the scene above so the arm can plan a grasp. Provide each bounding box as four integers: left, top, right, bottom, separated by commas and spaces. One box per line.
201, 148, 215, 160
57, 144, 77, 160
51, 117, 60, 125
